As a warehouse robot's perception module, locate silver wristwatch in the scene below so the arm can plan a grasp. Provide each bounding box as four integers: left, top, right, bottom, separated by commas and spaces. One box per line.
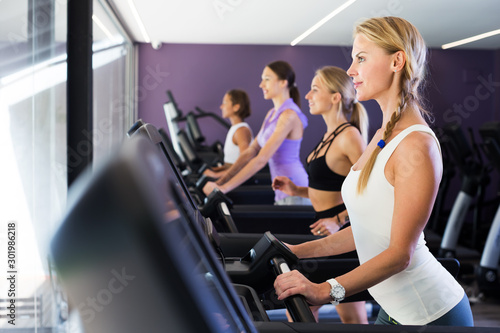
327, 278, 345, 305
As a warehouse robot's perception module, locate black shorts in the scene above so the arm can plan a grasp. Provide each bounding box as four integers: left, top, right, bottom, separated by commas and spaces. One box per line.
314, 203, 346, 221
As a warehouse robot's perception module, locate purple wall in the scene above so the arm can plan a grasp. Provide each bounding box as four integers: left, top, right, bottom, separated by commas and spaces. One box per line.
427, 49, 497, 131
137, 43, 382, 163
137, 42, 500, 216
137, 43, 498, 162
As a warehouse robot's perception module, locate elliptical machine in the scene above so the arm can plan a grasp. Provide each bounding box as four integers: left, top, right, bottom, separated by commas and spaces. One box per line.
438, 124, 490, 258
476, 121, 500, 296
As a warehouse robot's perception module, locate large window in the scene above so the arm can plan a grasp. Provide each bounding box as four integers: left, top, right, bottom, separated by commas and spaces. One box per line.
0, 0, 135, 330
93, 0, 135, 165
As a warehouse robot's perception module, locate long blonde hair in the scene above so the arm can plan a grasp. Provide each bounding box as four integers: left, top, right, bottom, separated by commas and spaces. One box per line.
355, 16, 429, 194
315, 66, 369, 143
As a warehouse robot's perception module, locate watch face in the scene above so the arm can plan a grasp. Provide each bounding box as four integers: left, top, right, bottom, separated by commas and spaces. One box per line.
330, 285, 345, 300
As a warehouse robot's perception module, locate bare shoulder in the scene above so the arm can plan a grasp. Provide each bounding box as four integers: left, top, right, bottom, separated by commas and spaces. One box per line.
397, 129, 440, 156
276, 108, 300, 127
392, 129, 442, 177
233, 126, 252, 138
337, 126, 365, 149
279, 108, 299, 120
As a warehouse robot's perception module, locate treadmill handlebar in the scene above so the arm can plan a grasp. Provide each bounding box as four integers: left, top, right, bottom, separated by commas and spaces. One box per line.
271, 256, 317, 323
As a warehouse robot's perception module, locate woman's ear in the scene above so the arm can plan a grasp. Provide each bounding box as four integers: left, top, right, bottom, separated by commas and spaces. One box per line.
233, 104, 241, 113
392, 50, 406, 73
330, 92, 342, 104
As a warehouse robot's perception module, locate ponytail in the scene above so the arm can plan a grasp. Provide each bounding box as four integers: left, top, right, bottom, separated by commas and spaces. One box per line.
350, 101, 368, 144
289, 85, 301, 108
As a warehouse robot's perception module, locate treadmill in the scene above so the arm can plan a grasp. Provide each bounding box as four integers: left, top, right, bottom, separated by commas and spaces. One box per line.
50, 134, 495, 332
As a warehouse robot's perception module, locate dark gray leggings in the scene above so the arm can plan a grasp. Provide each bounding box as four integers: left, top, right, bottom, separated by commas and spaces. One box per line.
375, 293, 474, 326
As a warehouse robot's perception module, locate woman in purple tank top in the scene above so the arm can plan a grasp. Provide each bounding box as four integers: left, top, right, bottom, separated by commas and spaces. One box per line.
203, 60, 310, 204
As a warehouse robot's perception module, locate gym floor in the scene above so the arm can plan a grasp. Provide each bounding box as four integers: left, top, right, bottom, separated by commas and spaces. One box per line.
459, 260, 500, 328
424, 230, 500, 328
469, 297, 500, 327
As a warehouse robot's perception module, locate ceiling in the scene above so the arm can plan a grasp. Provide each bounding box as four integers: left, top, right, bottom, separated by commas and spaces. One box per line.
108, 0, 500, 49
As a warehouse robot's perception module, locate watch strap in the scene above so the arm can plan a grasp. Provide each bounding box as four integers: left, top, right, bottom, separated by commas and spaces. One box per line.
327, 278, 345, 305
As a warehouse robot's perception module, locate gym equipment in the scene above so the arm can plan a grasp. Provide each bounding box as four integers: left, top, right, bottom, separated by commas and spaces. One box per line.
128, 121, 317, 250
476, 121, 500, 296
50, 136, 259, 332
50, 135, 494, 332
154, 122, 316, 233
163, 90, 184, 161
439, 124, 490, 258
429, 127, 457, 234
225, 232, 316, 322
164, 90, 226, 166
130, 122, 461, 288
126, 118, 145, 137
162, 111, 274, 205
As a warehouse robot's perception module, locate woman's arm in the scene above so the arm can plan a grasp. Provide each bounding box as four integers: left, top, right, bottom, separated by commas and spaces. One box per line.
233, 126, 252, 154
203, 126, 253, 178
215, 139, 260, 185
289, 226, 356, 258
275, 132, 442, 304
203, 140, 261, 195
272, 176, 309, 198
217, 109, 301, 193
340, 127, 366, 166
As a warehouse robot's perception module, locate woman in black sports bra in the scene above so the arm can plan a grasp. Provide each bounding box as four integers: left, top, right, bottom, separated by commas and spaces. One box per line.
273, 66, 368, 236
272, 66, 369, 323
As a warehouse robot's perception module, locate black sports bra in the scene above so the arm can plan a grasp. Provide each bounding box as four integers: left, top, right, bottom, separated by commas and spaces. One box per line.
307, 122, 353, 191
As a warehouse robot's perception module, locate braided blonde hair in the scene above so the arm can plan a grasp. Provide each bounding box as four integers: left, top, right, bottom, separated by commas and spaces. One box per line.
355, 17, 428, 194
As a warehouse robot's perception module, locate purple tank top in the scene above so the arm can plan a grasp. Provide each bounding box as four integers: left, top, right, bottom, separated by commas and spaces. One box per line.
256, 98, 309, 202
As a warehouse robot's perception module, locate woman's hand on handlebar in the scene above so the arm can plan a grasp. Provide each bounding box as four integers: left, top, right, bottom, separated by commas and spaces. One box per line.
272, 176, 296, 196
203, 168, 219, 178
274, 270, 331, 306
203, 181, 218, 196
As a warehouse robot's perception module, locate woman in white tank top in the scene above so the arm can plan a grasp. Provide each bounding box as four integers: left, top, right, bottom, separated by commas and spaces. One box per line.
273, 17, 473, 326
204, 89, 253, 178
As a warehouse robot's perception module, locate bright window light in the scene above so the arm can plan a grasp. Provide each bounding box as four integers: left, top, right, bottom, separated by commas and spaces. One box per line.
93, 14, 115, 41
127, 0, 151, 43
442, 29, 500, 49
291, 0, 357, 46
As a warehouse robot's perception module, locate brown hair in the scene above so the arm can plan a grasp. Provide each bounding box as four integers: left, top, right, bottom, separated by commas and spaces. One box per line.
355, 17, 428, 194
267, 60, 301, 108
226, 89, 251, 119
315, 66, 369, 143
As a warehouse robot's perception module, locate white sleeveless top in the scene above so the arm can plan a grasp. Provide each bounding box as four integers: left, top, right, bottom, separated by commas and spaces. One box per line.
223, 122, 253, 164
341, 125, 464, 325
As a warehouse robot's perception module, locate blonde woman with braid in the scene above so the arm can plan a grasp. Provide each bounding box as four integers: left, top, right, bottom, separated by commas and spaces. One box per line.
273, 66, 369, 324
273, 17, 474, 326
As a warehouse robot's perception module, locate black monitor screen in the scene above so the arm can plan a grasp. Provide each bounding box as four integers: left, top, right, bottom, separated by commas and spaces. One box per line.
50, 136, 256, 333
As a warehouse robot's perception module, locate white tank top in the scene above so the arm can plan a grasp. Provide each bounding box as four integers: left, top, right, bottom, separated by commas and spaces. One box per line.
223, 122, 253, 164
341, 124, 464, 325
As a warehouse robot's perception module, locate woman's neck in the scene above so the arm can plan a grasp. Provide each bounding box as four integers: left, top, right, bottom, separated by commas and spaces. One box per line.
271, 91, 290, 111
377, 91, 402, 129
229, 116, 243, 126
322, 106, 348, 134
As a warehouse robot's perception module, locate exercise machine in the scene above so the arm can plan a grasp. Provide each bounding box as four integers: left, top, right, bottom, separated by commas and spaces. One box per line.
164, 90, 226, 166
50, 135, 494, 333
439, 124, 490, 258
476, 121, 500, 297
